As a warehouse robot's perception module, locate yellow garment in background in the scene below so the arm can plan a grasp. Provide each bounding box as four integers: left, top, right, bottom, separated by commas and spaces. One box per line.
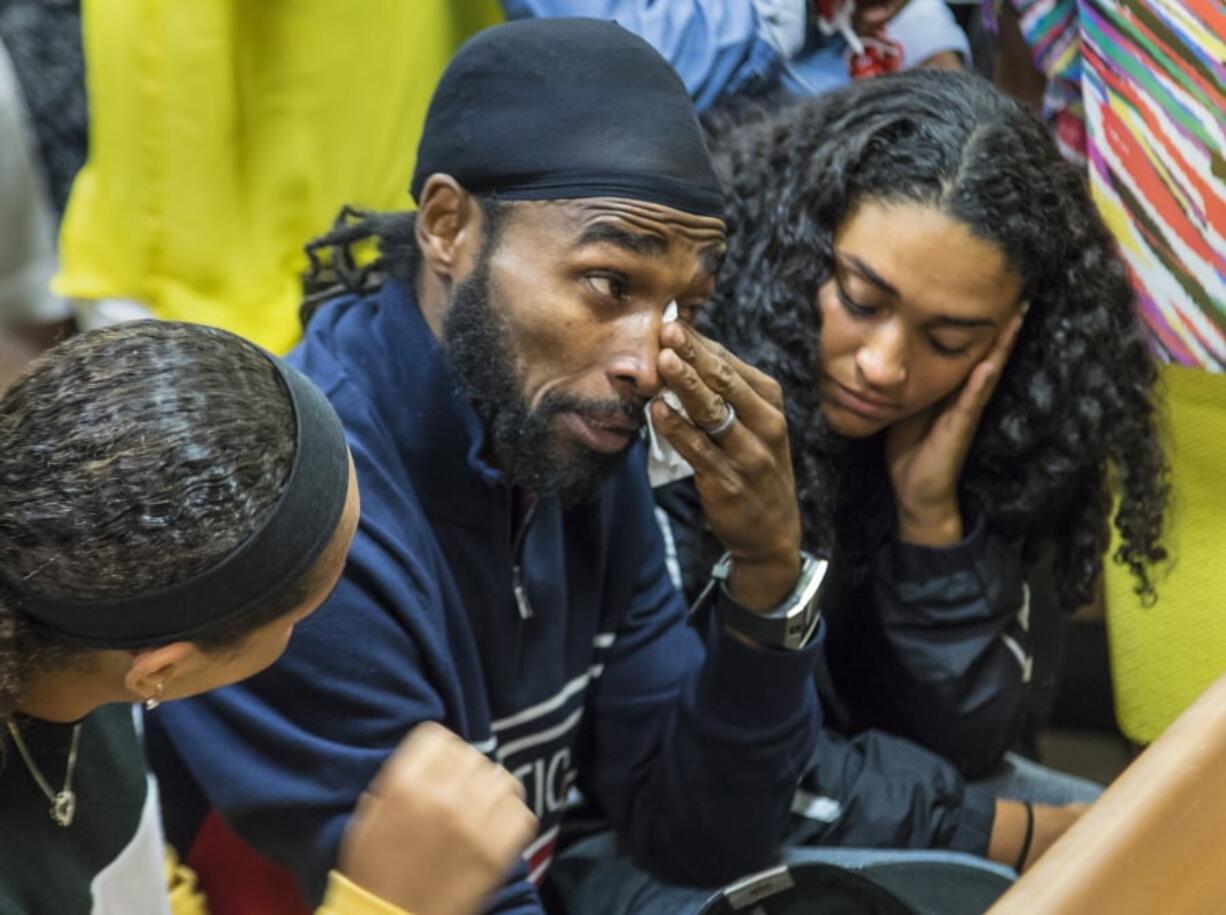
55, 0, 503, 353
1107, 365, 1226, 743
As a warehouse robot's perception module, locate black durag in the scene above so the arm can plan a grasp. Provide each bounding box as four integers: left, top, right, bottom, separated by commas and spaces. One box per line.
411, 17, 724, 217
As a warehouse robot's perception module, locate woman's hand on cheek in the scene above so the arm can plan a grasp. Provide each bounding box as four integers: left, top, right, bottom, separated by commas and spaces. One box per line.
885, 310, 1025, 546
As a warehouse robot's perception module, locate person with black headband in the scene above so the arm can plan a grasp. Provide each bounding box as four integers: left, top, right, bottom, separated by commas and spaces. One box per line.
147, 17, 1013, 915
0, 321, 535, 915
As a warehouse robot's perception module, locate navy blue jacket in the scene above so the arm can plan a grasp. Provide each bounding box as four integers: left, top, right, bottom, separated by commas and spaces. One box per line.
656, 468, 1031, 855
151, 278, 824, 910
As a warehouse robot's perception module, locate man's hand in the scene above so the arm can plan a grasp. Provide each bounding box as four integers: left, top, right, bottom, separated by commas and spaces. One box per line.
650, 320, 802, 611
885, 310, 1024, 547
988, 798, 1091, 873
339, 722, 538, 915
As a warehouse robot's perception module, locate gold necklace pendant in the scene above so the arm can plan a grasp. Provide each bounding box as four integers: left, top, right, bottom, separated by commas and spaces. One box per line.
5, 717, 83, 829
52, 789, 77, 827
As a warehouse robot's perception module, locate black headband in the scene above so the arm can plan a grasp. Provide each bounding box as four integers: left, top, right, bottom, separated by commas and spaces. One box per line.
10, 353, 350, 649
410, 18, 725, 219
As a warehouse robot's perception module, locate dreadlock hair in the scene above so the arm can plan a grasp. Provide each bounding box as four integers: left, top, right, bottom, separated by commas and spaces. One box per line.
0, 321, 316, 724
300, 196, 509, 325
702, 69, 1168, 612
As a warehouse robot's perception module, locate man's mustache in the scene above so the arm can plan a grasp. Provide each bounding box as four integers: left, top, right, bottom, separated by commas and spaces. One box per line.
543, 395, 647, 433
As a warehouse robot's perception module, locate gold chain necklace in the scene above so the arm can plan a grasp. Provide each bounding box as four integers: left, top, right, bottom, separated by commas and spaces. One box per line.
5, 717, 83, 827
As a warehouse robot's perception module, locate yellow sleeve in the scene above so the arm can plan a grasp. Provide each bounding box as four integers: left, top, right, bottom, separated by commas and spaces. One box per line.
165, 847, 411, 915
317, 871, 414, 915
165, 846, 211, 915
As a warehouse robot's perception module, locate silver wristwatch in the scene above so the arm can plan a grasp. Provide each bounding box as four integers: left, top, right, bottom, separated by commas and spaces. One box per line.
696, 551, 827, 651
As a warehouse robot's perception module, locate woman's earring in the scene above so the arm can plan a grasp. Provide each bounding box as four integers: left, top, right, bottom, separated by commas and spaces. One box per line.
144, 681, 165, 711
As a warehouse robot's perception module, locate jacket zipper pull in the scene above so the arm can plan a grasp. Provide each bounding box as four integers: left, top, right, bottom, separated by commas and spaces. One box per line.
512, 564, 533, 673
510, 493, 538, 674
513, 568, 534, 622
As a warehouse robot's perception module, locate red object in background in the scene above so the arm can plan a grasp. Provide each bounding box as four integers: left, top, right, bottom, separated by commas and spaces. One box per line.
815, 0, 844, 19
187, 812, 313, 915
810, 0, 906, 79
849, 35, 905, 77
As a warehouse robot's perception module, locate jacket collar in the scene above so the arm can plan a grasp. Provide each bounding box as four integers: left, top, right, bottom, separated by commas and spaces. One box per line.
366, 277, 510, 523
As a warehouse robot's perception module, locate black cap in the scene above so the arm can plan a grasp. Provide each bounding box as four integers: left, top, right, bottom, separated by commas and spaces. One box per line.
411, 18, 724, 218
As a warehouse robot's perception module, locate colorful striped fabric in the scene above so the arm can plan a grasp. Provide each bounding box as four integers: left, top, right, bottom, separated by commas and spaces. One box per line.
990, 0, 1224, 369
1080, 0, 1225, 370
1006, 0, 1089, 163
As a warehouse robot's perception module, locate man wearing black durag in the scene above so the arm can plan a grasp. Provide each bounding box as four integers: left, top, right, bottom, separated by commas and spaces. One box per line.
150, 18, 845, 914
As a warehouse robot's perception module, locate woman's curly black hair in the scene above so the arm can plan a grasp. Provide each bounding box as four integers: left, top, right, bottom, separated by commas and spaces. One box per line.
701, 69, 1168, 612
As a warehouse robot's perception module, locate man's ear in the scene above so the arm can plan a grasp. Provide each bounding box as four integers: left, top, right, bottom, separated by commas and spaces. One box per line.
123, 641, 195, 703
415, 174, 485, 283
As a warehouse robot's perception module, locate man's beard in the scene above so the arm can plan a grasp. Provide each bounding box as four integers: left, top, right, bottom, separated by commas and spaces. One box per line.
441, 256, 643, 506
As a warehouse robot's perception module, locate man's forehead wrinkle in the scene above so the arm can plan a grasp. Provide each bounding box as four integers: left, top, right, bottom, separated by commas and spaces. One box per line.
570, 198, 726, 240
583, 213, 671, 244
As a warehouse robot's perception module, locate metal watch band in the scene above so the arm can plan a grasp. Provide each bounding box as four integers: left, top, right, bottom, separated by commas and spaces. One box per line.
708, 551, 827, 651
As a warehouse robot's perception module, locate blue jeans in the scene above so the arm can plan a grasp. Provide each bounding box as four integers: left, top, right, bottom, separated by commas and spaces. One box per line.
976, 752, 1103, 806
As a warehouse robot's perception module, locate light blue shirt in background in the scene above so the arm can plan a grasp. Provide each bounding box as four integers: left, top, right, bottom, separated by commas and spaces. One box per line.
502, 0, 970, 111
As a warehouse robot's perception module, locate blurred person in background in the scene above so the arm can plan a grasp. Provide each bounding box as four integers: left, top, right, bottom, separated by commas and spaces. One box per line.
0, 32, 75, 390
502, 0, 970, 109
50, 0, 504, 353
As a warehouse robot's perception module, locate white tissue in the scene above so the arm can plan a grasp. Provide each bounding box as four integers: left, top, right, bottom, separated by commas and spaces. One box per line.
646, 300, 696, 488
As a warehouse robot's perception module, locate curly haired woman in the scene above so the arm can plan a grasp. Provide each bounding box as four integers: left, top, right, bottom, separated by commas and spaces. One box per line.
654, 69, 1168, 872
